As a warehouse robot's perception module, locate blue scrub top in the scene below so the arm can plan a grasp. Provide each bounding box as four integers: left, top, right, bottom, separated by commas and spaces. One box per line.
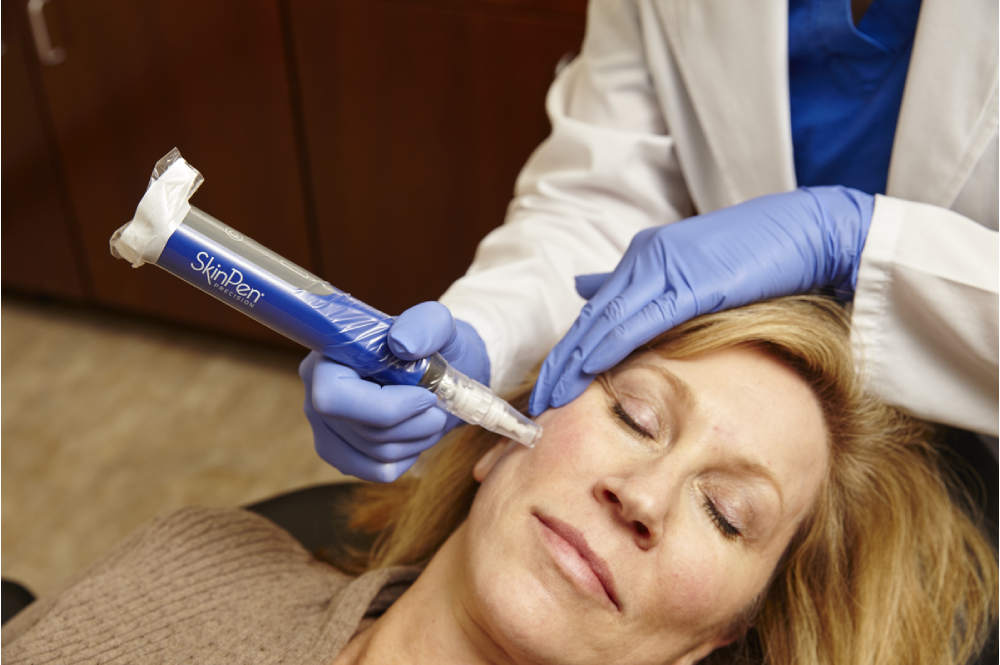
789, 0, 923, 195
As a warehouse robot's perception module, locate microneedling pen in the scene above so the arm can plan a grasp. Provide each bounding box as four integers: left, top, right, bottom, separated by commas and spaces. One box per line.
110, 149, 542, 448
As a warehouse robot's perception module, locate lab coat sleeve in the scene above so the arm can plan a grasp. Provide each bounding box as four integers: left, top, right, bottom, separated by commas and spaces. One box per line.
440, 0, 694, 393
853, 195, 999, 437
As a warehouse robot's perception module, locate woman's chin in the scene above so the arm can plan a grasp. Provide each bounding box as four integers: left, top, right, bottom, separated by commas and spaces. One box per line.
461, 536, 626, 664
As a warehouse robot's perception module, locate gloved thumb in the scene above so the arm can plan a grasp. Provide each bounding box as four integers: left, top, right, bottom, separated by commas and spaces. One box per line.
575, 272, 611, 300
387, 301, 456, 360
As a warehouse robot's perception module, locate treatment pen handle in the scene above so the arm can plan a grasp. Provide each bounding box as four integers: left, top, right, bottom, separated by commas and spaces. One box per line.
109, 149, 542, 448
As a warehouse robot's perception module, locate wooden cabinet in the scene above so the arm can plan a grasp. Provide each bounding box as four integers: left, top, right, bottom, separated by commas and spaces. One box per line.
288, 0, 587, 315
3, 0, 586, 345
3, 0, 313, 346
1, 0, 87, 299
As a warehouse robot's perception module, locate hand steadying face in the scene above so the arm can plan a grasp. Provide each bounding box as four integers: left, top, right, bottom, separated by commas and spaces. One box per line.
458, 345, 829, 665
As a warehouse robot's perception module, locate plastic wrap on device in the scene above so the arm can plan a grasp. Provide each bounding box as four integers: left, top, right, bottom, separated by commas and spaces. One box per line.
110, 149, 541, 446
162, 208, 429, 386
110, 148, 204, 267
110, 149, 428, 386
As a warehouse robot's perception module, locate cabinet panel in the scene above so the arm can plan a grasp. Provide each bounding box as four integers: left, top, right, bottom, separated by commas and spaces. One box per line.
26, 0, 311, 344
290, 0, 586, 315
1, 0, 86, 299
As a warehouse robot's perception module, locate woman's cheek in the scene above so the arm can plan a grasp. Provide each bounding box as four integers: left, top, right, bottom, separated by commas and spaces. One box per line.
532, 403, 604, 465
643, 543, 740, 634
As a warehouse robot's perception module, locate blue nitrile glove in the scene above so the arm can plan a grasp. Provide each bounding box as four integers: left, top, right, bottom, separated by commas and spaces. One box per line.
300, 301, 490, 482
528, 186, 873, 416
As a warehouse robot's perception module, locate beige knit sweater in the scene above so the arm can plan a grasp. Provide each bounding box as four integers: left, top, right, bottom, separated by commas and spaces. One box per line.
1, 506, 420, 664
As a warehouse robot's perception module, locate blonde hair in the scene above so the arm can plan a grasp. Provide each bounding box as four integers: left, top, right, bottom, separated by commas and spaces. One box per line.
330, 296, 998, 665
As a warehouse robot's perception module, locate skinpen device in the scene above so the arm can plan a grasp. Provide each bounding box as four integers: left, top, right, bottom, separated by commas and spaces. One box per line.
110, 149, 542, 448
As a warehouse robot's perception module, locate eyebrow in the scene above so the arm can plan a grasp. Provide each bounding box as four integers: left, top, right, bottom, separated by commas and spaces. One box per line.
631, 363, 698, 415
652, 365, 783, 507
627, 361, 785, 511
724, 457, 785, 513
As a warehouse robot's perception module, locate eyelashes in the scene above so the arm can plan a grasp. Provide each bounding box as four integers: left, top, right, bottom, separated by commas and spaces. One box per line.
603, 384, 744, 543
600, 374, 659, 441
703, 496, 741, 540
612, 396, 742, 542
612, 402, 655, 439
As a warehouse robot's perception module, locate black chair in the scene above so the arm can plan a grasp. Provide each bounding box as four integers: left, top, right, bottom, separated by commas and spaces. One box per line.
940, 428, 999, 665
1, 580, 36, 626
244, 481, 376, 561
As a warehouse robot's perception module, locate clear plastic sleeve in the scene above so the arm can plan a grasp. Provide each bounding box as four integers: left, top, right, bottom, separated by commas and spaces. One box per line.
110, 149, 541, 446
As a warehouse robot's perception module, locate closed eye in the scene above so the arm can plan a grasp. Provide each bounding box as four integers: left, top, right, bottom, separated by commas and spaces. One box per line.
613, 402, 655, 439
703, 496, 740, 540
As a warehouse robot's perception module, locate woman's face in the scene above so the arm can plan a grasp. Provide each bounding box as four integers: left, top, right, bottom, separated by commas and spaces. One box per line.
458, 345, 829, 665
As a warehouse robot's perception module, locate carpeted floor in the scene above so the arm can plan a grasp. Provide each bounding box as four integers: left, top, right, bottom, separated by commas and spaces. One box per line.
2, 295, 351, 596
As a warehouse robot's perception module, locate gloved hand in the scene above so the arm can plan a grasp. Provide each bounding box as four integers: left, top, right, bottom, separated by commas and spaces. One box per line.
528, 186, 873, 416
300, 301, 490, 482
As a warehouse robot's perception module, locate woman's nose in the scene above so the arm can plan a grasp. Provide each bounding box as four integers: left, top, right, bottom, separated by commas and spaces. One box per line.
595, 475, 666, 549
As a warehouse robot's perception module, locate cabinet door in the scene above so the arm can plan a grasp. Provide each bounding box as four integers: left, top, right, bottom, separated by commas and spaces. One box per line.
2, 0, 87, 299
289, 0, 586, 316
19, 0, 312, 345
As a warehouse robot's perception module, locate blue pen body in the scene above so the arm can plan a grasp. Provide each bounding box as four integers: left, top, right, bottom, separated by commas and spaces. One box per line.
110, 149, 542, 448
154, 207, 429, 386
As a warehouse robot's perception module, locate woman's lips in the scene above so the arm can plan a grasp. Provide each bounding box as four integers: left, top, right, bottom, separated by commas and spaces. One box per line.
536, 514, 620, 611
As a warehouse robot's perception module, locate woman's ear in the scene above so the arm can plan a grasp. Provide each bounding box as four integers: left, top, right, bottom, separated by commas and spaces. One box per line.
473, 442, 508, 482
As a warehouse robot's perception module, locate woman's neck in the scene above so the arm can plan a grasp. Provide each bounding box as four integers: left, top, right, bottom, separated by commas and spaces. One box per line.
333, 524, 515, 665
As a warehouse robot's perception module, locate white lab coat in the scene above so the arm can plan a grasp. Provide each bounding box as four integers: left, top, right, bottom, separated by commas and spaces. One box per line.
439, 0, 999, 437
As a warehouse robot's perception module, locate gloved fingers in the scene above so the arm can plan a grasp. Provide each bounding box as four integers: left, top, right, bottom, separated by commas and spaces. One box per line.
534, 189, 875, 416
298, 350, 322, 384
335, 425, 444, 463
302, 385, 438, 477
529, 317, 594, 416
528, 350, 566, 416
548, 276, 669, 405
437, 319, 473, 364
388, 301, 455, 360
542, 351, 599, 412
347, 405, 449, 443
528, 267, 649, 415
548, 354, 596, 409
578, 236, 676, 347
386, 304, 491, 386
306, 396, 445, 464
303, 390, 446, 452
569, 226, 659, 316
529, 227, 669, 415
541, 267, 661, 410
311, 422, 421, 483
311, 359, 439, 427
544, 288, 652, 410
582, 291, 705, 374
574, 272, 611, 300
529, 268, 637, 415
303, 375, 442, 441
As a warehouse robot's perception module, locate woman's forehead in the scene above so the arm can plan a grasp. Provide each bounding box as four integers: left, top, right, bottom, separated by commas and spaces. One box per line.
618, 343, 808, 398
